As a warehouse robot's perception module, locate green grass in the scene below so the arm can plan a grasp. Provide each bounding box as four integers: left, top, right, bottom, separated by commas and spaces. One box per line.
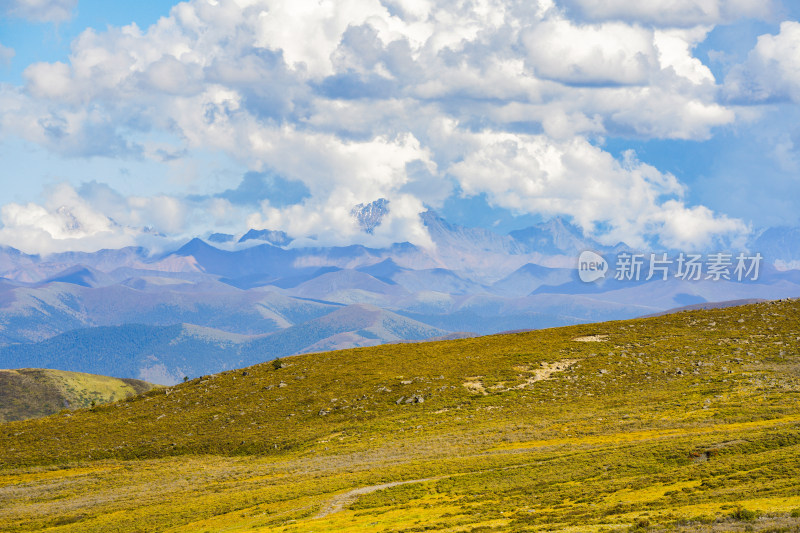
1, 299, 800, 531
0, 368, 157, 423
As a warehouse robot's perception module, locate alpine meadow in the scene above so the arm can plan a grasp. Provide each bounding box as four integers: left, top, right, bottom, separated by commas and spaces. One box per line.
3, 0, 800, 532
2, 300, 800, 531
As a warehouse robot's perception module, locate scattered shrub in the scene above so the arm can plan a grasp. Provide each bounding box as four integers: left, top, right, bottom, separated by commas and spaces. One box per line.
731, 507, 759, 521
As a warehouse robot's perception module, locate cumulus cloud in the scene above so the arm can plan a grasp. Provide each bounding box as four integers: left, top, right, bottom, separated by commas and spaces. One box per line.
245, 130, 437, 248
0, 183, 138, 255
653, 27, 715, 85
523, 20, 658, 86
0, 0, 753, 252
725, 21, 800, 104
0, 182, 233, 255
0, 85, 142, 157
249, 192, 433, 249
10, 0, 731, 146
445, 125, 747, 249
1, 0, 77, 23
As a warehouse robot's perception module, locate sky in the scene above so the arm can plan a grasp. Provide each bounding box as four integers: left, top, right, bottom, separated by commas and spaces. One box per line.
0, 0, 799, 255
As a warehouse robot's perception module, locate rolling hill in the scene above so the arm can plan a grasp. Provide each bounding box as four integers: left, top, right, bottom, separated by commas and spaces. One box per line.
0, 368, 156, 422
1, 299, 800, 531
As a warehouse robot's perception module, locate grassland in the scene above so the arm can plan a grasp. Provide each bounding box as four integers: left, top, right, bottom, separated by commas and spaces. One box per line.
0, 369, 156, 423
1, 299, 800, 531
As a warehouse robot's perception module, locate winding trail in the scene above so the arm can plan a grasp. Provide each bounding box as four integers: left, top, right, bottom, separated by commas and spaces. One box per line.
314, 477, 437, 518
313, 458, 542, 520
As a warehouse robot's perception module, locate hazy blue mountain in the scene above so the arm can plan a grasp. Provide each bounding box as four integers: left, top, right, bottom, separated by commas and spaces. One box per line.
39, 265, 115, 288
0, 324, 254, 385
508, 217, 603, 255
241, 303, 447, 359
421, 210, 520, 255
0, 305, 447, 384
286, 269, 408, 305
391, 268, 486, 295
223, 266, 342, 290
238, 229, 293, 246
207, 233, 235, 243
751, 226, 800, 265
356, 258, 407, 283
490, 263, 573, 296
0, 283, 340, 343
0, 247, 44, 283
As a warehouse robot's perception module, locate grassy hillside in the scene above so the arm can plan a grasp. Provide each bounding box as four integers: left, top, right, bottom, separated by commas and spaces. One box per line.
1, 300, 800, 531
0, 369, 156, 423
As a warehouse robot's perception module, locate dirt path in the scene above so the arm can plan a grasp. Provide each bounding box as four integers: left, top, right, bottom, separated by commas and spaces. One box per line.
314, 477, 437, 518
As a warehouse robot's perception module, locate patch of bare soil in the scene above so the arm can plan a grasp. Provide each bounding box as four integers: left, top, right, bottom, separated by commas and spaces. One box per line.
572, 334, 608, 342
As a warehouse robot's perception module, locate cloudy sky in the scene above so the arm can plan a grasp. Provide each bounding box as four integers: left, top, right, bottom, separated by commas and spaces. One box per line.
1, 0, 799, 255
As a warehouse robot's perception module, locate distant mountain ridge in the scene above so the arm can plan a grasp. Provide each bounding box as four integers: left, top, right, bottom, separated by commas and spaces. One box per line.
752, 226, 800, 267
0, 213, 798, 383
0, 306, 447, 384
238, 229, 293, 246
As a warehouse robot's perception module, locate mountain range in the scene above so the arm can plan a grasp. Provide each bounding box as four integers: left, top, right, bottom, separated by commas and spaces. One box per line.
1, 211, 799, 384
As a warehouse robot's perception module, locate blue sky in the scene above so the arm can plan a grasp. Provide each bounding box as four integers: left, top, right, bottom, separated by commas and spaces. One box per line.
0, 1, 175, 84
0, 0, 799, 254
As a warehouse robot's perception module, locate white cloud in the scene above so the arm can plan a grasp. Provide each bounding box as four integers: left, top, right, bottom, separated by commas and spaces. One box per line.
249, 192, 433, 249
0, 0, 752, 252
653, 200, 749, 250
252, 0, 413, 78
0, 182, 218, 255
245, 129, 437, 248
0, 85, 141, 157
725, 21, 800, 103
24, 61, 72, 99
444, 125, 747, 249
523, 20, 658, 85
0, 183, 137, 255
2, 0, 77, 23
558, 0, 776, 27
594, 87, 735, 140
653, 27, 715, 85
248, 129, 434, 199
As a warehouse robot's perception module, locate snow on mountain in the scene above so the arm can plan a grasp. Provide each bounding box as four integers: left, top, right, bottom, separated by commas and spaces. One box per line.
351, 198, 390, 234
